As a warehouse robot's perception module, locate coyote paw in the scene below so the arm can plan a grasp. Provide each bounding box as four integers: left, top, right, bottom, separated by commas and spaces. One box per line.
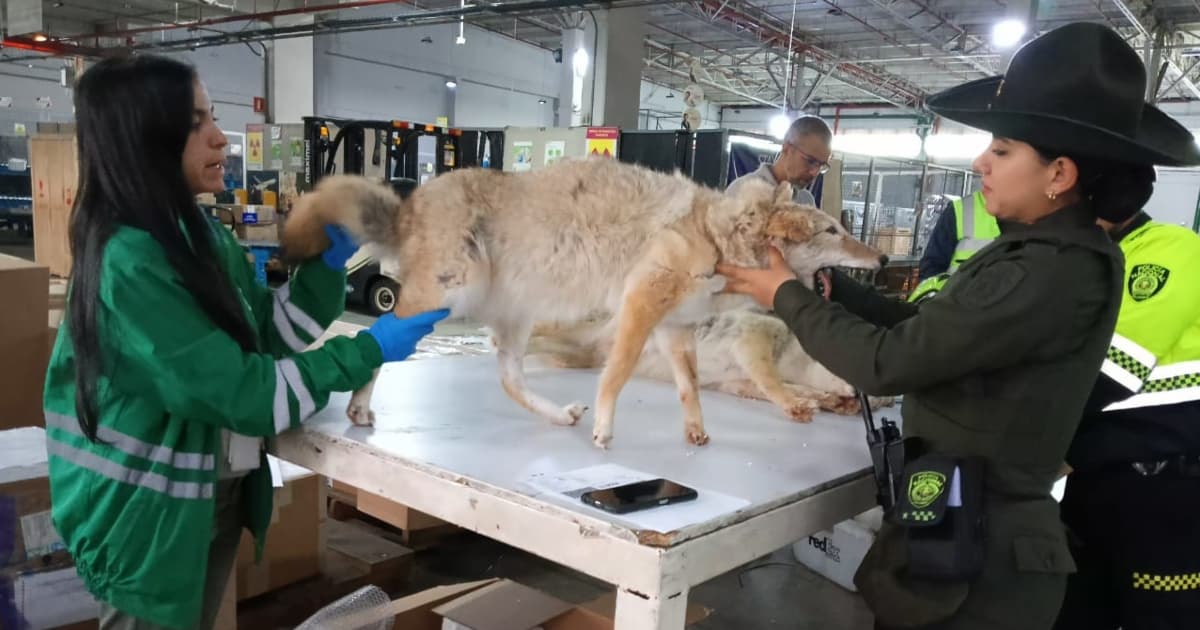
346, 402, 375, 427
553, 402, 588, 426
686, 426, 710, 446
782, 398, 820, 422
826, 395, 861, 416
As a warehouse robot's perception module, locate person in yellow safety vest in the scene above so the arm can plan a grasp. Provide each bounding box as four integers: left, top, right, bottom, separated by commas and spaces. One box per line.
908, 190, 1001, 303
1054, 200, 1200, 630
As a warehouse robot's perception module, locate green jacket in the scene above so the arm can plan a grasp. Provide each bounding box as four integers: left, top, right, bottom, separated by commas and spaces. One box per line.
1070, 212, 1200, 468
43, 218, 383, 629
773, 203, 1123, 628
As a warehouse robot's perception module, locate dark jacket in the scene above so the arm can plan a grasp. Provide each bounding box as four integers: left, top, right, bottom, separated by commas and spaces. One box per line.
772, 202, 1124, 629
918, 200, 958, 281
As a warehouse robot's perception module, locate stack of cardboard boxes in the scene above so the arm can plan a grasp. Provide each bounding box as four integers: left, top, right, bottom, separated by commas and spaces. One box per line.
1, 427, 99, 630
0, 253, 54, 434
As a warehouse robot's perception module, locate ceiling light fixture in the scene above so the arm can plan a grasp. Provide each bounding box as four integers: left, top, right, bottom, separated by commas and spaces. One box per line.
32, 34, 48, 42
992, 19, 1027, 49
445, 80, 458, 89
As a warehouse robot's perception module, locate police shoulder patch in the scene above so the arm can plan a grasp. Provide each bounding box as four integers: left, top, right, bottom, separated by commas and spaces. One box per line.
908, 471, 946, 509
957, 259, 1027, 309
1128, 263, 1169, 301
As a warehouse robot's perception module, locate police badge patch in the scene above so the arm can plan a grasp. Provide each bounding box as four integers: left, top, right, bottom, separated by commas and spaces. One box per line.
1128, 264, 1169, 301
908, 471, 946, 509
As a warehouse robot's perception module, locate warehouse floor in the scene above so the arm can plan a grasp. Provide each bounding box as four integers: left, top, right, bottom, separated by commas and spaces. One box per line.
3, 228, 875, 629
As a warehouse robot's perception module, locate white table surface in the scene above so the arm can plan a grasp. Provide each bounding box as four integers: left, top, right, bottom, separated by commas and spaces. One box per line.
291, 353, 897, 545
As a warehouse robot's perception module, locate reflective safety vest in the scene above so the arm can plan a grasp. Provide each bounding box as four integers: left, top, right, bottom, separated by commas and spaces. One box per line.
908, 191, 1000, 304
1099, 219, 1200, 411
950, 190, 1001, 271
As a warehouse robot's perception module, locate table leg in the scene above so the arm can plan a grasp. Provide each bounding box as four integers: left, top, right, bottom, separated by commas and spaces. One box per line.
614, 584, 690, 630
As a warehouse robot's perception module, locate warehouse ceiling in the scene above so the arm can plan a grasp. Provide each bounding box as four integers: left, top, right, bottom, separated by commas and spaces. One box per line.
4, 0, 1200, 110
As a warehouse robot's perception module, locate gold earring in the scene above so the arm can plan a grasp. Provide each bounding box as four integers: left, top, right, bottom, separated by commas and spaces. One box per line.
1047, 190, 1058, 200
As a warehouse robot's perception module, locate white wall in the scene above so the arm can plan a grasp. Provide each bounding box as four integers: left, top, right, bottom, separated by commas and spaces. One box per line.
313, 23, 559, 128
168, 45, 267, 132
0, 67, 75, 139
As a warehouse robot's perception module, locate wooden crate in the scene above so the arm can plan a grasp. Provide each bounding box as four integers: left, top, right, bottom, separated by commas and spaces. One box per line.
30, 134, 78, 278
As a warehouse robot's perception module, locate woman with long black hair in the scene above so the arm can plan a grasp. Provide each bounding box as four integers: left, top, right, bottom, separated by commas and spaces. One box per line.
43, 54, 446, 630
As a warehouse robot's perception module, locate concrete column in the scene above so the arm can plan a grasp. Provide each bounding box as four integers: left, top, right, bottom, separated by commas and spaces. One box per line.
557, 6, 646, 128
267, 5, 315, 123
594, 5, 647, 128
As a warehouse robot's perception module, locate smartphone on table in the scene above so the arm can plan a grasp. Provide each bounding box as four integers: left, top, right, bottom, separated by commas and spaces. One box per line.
580, 478, 698, 514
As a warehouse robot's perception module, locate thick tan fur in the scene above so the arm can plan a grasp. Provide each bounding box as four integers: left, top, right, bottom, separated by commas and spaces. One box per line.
282, 157, 883, 448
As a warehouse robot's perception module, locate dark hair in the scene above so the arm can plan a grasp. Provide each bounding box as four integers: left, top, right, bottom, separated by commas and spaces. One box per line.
69, 54, 257, 441
1032, 145, 1156, 222
786, 114, 833, 144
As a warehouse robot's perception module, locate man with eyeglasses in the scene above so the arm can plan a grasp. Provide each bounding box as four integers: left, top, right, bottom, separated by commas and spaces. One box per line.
727, 114, 832, 206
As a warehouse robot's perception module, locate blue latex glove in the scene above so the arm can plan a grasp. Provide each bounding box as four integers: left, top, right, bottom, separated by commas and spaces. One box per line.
363, 309, 451, 362
321, 224, 360, 270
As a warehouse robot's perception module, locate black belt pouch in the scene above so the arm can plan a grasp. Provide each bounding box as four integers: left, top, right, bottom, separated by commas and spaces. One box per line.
891, 453, 986, 581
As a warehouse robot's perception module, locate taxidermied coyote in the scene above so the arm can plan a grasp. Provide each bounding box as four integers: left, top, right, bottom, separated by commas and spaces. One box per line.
282, 157, 885, 448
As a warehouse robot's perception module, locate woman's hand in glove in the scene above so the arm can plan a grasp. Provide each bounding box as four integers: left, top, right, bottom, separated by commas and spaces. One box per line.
362, 309, 451, 362
321, 224, 360, 270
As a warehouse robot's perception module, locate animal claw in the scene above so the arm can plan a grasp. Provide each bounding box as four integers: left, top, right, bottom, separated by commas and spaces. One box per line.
686, 427, 710, 446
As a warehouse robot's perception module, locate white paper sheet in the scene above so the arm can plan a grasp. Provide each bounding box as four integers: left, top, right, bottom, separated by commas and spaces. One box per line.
522, 463, 750, 533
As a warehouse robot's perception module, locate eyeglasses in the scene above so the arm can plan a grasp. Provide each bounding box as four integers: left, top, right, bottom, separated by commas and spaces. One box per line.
788, 143, 831, 174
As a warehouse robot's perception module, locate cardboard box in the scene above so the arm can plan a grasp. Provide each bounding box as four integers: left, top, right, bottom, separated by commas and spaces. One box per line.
1, 427, 100, 629
234, 223, 279, 243
0, 254, 51, 431
357, 489, 447, 532
324, 518, 414, 594
234, 463, 322, 601
791, 513, 878, 592
1, 427, 68, 569
872, 227, 914, 257
9, 566, 100, 630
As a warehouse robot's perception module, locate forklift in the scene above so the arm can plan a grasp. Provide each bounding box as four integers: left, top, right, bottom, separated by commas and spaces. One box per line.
301, 116, 501, 314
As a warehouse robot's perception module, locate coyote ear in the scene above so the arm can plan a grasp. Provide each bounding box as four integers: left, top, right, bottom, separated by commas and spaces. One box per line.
774, 182, 793, 206
766, 210, 813, 242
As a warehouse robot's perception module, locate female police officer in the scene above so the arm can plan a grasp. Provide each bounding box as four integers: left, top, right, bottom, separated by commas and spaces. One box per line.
717, 22, 1200, 630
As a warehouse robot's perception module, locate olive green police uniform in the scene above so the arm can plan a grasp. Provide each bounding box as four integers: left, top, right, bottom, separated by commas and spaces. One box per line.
772, 202, 1124, 629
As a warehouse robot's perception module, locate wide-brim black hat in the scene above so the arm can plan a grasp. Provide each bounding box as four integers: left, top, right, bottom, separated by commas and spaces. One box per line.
926, 22, 1200, 167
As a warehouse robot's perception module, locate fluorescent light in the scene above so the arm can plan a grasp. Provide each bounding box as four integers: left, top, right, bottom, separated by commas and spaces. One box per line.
833, 132, 922, 159
768, 113, 792, 140
992, 19, 1026, 49
572, 47, 589, 78
445, 80, 458, 89
925, 132, 992, 160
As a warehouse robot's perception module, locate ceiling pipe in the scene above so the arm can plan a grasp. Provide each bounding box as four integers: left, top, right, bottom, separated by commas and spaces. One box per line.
688, 0, 925, 106
65, 0, 664, 55
56, 0, 411, 42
